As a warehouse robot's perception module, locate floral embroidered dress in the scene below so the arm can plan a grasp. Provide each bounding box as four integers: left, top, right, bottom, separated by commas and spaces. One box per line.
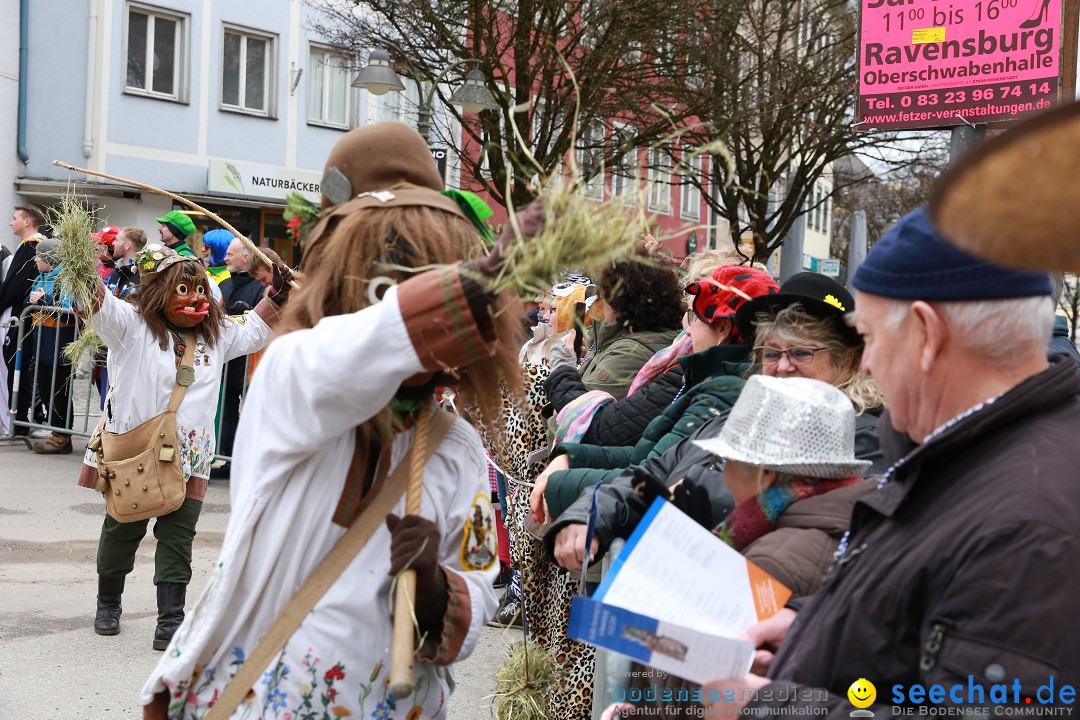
80, 290, 273, 491
142, 280, 499, 720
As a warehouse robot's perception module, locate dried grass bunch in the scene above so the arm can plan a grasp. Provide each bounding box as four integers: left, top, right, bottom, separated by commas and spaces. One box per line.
491, 640, 560, 720
48, 196, 105, 363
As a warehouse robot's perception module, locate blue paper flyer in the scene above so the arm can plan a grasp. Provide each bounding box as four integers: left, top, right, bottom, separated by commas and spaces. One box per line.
567, 498, 791, 684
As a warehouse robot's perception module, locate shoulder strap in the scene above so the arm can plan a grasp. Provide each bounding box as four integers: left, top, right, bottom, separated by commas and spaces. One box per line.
166, 331, 196, 413
206, 408, 456, 720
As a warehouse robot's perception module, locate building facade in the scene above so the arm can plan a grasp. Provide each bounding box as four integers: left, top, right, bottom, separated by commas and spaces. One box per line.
6, 0, 824, 269
13, 0, 405, 265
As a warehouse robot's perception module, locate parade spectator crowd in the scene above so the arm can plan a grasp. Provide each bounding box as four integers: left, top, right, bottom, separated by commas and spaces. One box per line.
0, 207, 280, 459
2, 112, 1079, 720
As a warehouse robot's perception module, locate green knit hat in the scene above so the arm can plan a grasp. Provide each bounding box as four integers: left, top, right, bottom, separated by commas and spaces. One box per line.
155, 210, 197, 238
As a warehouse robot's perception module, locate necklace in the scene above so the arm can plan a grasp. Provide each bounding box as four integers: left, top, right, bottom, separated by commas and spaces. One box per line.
169, 328, 186, 368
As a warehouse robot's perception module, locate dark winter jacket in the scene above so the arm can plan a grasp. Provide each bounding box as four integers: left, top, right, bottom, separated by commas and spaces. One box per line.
743, 479, 874, 598
747, 357, 1080, 719
544, 403, 885, 562
0, 236, 43, 319
219, 272, 265, 315
1049, 316, 1080, 374
543, 343, 752, 520
545, 363, 686, 447
568, 320, 679, 401
105, 261, 140, 300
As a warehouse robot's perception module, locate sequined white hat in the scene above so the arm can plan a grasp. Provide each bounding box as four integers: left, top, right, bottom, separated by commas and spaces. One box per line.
693, 375, 871, 479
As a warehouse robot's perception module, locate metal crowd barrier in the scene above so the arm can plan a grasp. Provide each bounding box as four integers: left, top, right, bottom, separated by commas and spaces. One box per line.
1, 306, 95, 447
1, 305, 254, 470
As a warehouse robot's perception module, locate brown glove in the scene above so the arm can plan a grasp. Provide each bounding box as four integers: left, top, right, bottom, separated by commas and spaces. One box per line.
386, 513, 442, 590
267, 263, 297, 306
386, 513, 448, 640
142, 691, 169, 720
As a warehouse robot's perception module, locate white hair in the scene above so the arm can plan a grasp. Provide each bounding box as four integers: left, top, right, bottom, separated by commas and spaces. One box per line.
883, 296, 1054, 366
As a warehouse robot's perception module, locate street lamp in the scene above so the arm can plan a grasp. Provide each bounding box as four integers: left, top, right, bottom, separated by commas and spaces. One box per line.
352, 45, 499, 141
351, 48, 404, 96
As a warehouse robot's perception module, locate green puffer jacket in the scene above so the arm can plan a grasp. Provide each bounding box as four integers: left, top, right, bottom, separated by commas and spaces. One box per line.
544, 343, 751, 519
575, 321, 680, 401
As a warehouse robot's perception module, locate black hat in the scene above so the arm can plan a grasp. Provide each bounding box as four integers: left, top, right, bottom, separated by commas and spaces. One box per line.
734, 272, 859, 346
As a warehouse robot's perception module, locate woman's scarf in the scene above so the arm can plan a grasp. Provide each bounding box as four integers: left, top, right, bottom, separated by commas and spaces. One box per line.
626, 329, 693, 397
716, 475, 863, 551
553, 390, 615, 444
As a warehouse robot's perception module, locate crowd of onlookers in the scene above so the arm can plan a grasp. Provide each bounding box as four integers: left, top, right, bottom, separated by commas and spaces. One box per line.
4, 169, 1080, 719
0, 203, 281, 463
4, 105, 1080, 720
479, 209, 1080, 718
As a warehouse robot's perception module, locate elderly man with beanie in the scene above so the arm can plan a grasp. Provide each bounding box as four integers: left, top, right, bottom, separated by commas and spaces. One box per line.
156, 210, 198, 258
706, 207, 1080, 716
141, 122, 539, 719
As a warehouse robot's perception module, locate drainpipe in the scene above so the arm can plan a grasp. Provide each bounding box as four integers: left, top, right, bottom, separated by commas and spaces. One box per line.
17, 0, 28, 163
82, 0, 98, 158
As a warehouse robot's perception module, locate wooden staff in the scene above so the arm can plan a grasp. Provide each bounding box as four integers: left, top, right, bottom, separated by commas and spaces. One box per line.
52, 160, 301, 290
388, 407, 431, 700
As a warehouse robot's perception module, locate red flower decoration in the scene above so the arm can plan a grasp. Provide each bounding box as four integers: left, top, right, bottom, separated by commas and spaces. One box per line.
286, 216, 303, 244
324, 664, 345, 681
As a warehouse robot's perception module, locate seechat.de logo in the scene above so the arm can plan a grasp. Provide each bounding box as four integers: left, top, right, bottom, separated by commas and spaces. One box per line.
849, 678, 877, 717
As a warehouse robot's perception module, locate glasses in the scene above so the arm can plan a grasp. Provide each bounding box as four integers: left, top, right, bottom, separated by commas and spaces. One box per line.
754, 346, 830, 367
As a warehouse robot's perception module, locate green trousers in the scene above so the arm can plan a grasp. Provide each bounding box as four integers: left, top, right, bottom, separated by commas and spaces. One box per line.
96, 498, 202, 585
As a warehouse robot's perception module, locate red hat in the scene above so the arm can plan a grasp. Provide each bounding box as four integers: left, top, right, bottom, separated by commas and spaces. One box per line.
92, 226, 121, 248
685, 265, 779, 342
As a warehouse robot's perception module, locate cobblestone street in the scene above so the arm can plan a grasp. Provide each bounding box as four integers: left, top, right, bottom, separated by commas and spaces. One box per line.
0, 438, 506, 719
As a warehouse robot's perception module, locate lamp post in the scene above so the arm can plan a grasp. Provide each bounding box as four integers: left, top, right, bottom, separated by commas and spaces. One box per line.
352, 45, 499, 142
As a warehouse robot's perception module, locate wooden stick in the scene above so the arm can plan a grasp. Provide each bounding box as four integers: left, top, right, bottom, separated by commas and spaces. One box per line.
51, 160, 301, 290
389, 407, 431, 699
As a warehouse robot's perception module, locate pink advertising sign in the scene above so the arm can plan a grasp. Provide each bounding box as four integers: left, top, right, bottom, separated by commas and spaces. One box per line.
857, 0, 1063, 130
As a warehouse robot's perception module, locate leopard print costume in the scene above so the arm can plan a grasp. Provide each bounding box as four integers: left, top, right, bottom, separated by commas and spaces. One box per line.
487, 360, 596, 720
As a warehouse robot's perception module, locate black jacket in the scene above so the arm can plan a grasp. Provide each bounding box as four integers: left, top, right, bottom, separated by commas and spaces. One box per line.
219, 272, 265, 314
0, 237, 42, 318
1049, 316, 1080, 375
544, 402, 885, 563
545, 363, 686, 447
749, 357, 1080, 718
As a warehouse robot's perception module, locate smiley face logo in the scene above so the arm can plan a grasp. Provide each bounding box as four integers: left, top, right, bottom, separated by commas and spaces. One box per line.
848, 678, 876, 709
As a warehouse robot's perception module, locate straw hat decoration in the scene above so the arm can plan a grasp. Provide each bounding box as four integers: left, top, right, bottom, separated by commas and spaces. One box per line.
930, 101, 1080, 273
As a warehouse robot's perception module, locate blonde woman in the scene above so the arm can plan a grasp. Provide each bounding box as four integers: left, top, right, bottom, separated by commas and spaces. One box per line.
546, 272, 885, 574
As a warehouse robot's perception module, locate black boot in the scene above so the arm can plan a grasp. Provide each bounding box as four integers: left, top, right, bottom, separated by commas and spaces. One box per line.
153, 582, 187, 651
94, 575, 125, 635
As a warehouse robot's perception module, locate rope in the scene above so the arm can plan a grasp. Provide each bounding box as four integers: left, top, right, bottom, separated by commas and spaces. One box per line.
406, 408, 431, 515
51, 160, 301, 290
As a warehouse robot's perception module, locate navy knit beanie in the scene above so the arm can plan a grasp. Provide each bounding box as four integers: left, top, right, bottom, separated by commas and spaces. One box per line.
851, 208, 1051, 301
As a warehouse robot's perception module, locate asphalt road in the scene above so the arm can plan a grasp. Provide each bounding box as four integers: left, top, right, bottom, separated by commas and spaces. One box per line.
0, 437, 509, 720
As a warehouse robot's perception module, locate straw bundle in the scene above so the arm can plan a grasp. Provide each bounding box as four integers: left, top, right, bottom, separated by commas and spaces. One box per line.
491, 640, 560, 720
45, 196, 105, 363
490, 181, 651, 299
49, 196, 100, 312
